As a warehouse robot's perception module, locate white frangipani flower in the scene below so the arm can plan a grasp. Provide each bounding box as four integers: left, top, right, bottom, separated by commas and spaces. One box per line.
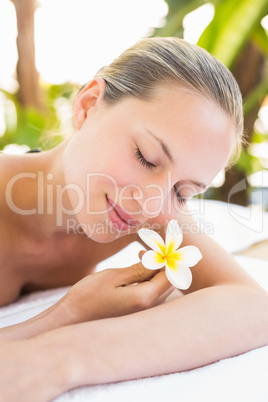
138, 220, 202, 290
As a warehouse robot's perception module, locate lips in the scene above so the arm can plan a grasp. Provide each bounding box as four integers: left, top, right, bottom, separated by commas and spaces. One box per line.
106, 195, 140, 230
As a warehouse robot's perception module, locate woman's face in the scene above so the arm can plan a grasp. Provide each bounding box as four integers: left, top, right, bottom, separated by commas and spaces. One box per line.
63, 84, 235, 242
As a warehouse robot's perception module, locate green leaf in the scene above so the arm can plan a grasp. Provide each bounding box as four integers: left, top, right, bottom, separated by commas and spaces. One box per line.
198, 0, 241, 52
252, 24, 268, 55
198, 0, 268, 68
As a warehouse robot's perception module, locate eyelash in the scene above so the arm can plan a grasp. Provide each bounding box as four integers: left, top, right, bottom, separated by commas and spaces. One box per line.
174, 186, 186, 205
135, 147, 156, 170
135, 146, 186, 206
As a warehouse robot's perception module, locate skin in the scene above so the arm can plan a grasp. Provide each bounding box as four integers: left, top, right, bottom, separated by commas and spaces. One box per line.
0, 79, 268, 401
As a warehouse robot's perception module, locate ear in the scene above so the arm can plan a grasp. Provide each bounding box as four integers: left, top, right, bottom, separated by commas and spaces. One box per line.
74, 78, 106, 129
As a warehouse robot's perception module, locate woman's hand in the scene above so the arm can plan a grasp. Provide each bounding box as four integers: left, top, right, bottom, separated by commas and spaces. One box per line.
0, 252, 174, 340
62, 251, 174, 324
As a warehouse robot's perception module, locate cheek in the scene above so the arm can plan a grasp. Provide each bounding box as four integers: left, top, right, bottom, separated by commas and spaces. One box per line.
103, 151, 147, 191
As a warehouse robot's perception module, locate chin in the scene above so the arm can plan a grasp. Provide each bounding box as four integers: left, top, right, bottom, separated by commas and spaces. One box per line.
85, 229, 129, 243
79, 219, 131, 242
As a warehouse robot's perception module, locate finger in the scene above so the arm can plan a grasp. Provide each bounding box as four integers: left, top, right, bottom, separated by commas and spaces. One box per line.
115, 261, 158, 286
137, 270, 173, 299
138, 250, 146, 260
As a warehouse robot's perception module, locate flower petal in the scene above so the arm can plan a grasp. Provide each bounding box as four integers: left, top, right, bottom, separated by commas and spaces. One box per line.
138, 228, 165, 254
165, 220, 182, 253
165, 262, 192, 290
178, 246, 202, 267
142, 250, 166, 270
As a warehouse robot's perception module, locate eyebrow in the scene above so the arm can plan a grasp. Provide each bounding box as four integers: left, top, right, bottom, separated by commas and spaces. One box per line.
145, 128, 174, 162
144, 128, 208, 191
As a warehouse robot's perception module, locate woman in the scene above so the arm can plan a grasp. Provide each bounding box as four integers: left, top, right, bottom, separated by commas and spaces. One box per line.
0, 37, 267, 401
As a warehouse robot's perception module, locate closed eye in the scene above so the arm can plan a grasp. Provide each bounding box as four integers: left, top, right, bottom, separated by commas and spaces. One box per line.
135, 146, 157, 170
174, 186, 186, 205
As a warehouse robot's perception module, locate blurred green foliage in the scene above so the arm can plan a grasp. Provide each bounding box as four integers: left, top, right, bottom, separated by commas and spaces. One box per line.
198, 0, 268, 68
0, 81, 77, 151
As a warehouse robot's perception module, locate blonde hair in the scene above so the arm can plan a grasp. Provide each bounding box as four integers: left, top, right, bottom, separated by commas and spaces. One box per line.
95, 37, 243, 166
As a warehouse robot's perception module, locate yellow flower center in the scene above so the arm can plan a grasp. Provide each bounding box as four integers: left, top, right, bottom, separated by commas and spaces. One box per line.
157, 243, 166, 254
166, 250, 182, 271
155, 252, 166, 264
154, 242, 183, 271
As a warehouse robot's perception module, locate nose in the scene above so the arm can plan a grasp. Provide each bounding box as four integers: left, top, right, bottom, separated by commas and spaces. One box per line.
132, 177, 180, 222
133, 179, 189, 229
132, 184, 164, 219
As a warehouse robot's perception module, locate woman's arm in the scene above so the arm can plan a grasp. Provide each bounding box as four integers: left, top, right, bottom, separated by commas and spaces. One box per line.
1, 280, 267, 402
0, 256, 173, 340
56, 283, 268, 383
